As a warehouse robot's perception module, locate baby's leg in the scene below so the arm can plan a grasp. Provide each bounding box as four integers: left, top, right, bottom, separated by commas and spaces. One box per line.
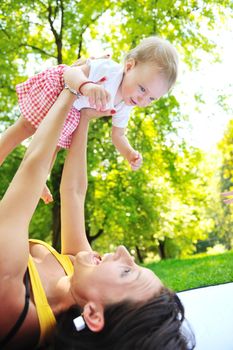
0, 115, 36, 165
41, 146, 60, 204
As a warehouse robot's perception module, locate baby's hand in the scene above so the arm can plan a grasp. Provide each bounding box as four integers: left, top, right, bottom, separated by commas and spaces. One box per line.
80, 79, 111, 112
128, 150, 143, 171
80, 108, 115, 121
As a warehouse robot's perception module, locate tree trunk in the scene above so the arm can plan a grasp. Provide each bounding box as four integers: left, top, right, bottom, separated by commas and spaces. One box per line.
52, 200, 61, 251
50, 158, 64, 251
135, 245, 144, 263
158, 240, 166, 259
49, 0, 64, 248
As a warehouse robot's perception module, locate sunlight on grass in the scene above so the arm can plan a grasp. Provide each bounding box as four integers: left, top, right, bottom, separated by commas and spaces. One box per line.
145, 250, 233, 292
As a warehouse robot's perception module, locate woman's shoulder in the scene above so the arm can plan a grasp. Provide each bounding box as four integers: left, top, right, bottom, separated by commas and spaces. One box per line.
29, 239, 54, 259
29, 239, 74, 280
29, 240, 74, 265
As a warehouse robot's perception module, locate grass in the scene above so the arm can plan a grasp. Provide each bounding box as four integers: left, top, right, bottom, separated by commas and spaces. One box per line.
145, 250, 233, 292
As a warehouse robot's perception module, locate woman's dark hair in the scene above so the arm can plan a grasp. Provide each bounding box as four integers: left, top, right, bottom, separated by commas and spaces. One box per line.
53, 288, 195, 350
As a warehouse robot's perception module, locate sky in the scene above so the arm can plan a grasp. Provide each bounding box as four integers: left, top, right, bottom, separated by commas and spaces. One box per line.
174, 22, 233, 151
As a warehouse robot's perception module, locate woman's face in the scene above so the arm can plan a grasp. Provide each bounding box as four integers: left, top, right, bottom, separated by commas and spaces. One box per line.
71, 246, 162, 306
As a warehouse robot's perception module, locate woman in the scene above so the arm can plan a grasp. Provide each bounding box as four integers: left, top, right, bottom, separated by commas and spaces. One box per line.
0, 89, 194, 349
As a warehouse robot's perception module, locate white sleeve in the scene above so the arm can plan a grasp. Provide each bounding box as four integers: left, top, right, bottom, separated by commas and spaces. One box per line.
73, 59, 120, 111
88, 59, 119, 82
112, 106, 132, 128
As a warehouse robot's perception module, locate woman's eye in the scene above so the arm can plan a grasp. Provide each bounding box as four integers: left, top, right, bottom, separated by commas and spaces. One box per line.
121, 268, 131, 277
139, 85, 146, 93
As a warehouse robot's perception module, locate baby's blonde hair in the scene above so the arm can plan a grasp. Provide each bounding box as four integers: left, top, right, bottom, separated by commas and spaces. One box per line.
125, 36, 179, 90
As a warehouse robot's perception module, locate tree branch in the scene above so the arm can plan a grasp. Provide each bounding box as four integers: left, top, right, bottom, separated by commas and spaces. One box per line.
19, 43, 57, 58
60, 0, 64, 39
89, 228, 104, 243
0, 27, 11, 39
48, 3, 59, 42
76, 7, 111, 58
47, 1, 63, 63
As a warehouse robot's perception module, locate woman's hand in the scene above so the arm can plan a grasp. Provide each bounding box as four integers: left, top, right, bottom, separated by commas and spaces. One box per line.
80, 108, 115, 121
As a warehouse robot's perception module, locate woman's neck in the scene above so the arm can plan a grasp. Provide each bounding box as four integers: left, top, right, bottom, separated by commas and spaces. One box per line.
48, 276, 76, 316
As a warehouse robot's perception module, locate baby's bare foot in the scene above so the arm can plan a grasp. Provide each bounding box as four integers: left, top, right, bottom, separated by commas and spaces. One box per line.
41, 185, 53, 204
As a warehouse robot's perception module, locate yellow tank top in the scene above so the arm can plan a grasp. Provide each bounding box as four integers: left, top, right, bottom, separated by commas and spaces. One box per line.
28, 239, 74, 345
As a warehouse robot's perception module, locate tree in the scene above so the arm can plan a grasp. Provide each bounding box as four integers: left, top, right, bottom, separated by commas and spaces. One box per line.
217, 120, 233, 250
0, 0, 232, 257
1, 0, 115, 246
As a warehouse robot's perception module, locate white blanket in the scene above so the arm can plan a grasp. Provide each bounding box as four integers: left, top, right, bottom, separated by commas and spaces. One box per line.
178, 283, 233, 350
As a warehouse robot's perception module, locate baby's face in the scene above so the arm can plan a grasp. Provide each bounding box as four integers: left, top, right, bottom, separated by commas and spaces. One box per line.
120, 59, 169, 107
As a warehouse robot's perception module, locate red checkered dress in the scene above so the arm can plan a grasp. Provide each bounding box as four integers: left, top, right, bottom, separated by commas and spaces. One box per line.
16, 64, 81, 149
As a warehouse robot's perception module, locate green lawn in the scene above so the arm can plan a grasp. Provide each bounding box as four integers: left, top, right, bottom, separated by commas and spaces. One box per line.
145, 250, 233, 292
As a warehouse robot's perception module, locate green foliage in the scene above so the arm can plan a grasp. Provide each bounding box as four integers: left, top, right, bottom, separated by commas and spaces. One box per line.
0, 146, 25, 197
0, 0, 232, 257
29, 201, 53, 243
216, 120, 233, 249
87, 105, 215, 259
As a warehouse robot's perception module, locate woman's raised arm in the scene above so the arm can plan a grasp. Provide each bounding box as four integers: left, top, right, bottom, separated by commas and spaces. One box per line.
60, 108, 112, 255
0, 90, 76, 280
60, 114, 91, 254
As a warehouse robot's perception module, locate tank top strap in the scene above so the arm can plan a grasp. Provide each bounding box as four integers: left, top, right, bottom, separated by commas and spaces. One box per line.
28, 239, 74, 345
29, 239, 74, 275
28, 255, 56, 344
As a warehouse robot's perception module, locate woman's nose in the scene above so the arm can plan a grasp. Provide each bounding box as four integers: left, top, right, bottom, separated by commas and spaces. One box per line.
115, 245, 134, 264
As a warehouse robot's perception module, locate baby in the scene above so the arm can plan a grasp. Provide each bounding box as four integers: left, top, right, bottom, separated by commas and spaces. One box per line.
0, 36, 178, 203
